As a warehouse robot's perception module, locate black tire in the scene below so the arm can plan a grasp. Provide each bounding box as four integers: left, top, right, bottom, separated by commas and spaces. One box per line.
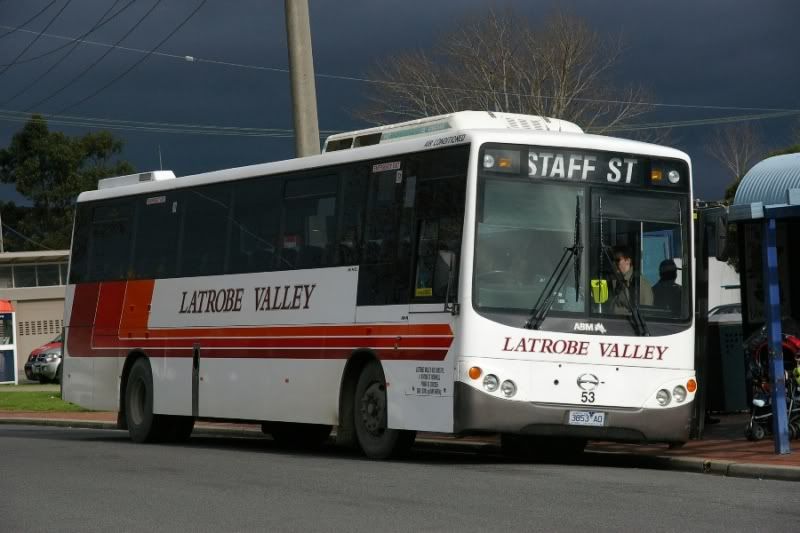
125, 358, 168, 443
751, 423, 766, 441
38, 376, 50, 384
354, 360, 415, 459
55, 364, 63, 385
265, 422, 332, 449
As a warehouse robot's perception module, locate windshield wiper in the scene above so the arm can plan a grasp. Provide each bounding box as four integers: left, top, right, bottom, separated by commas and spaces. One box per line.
525, 197, 582, 330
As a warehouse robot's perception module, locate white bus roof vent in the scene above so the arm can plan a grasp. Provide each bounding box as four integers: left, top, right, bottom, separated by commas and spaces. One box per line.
505, 116, 546, 131
321, 111, 583, 152
97, 170, 177, 190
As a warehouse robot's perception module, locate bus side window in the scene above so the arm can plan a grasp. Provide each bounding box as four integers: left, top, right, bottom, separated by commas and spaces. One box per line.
88, 201, 133, 281
337, 164, 367, 266
280, 175, 338, 270
68, 204, 92, 283
358, 166, 410, 305
412, 176, 466, 301
227, 177, 282, 274
177, 184, 231, 277
132, 196, 179, 279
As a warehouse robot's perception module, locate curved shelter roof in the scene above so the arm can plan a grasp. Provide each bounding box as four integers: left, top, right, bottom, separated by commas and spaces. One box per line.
729, 153, 800, 221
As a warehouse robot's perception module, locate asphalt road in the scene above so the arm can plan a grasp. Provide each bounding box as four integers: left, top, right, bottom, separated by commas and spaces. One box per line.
1, 425, 798, 532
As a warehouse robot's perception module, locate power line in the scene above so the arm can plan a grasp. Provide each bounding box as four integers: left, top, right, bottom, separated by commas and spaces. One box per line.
605, 110, 800, 133
2, 23, 797, 115
0, 0, 57, 41
0, 108, 340, 138
0, 222, 54, 251
56, 0, 208, 114
0, 0, 73, 78
23, 0, 165, 112
2, 0, 136, 107
0, 0, 136, 70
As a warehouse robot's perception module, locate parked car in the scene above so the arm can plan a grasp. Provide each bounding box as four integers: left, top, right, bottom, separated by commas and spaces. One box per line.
707, 303, 742, 323
23, 333, 63, 383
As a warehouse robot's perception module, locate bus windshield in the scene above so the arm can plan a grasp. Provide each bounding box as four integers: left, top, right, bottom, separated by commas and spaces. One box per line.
474, 180, 584, 314
474, 143, 691, 329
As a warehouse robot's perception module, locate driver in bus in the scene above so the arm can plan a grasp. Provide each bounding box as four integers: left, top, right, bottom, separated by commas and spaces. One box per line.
610, 245, 653, 314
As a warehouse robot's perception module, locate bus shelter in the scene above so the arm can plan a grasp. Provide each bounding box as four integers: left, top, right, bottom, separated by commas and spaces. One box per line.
0, 299, 17, 384
728, 153, 800, 454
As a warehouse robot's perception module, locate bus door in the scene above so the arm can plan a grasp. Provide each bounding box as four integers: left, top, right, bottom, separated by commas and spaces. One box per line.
356, 158, 415, 322
409, 164, 467, 316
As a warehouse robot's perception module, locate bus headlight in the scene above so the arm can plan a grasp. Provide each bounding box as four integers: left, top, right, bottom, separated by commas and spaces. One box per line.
501, 380, 517, 397
483, 374, 499, 392
483, 154, 495, 168
656, 389, 671, 406
673, 385, 687, 403
668, 170, 681, 184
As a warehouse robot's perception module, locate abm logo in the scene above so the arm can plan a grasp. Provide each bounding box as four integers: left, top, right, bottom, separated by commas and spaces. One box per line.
573, 322, 607, 334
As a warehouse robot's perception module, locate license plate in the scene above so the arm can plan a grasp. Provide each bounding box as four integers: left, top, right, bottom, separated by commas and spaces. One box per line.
568, 410, 605, 427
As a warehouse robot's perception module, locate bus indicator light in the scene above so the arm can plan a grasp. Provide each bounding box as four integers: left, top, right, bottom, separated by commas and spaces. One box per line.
468, 366, 482, 380
498, 158, 513, 168
651, 169, 663, 182
686, 379, 697, 393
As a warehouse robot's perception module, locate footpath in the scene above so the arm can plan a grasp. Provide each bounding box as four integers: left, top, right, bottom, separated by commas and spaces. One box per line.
1, 406, 799, 482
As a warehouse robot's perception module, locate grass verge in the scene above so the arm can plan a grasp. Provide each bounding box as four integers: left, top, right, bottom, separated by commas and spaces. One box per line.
0, 391, 88, 412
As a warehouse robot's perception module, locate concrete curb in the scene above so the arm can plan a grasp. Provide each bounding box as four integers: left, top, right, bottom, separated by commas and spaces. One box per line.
2, 417, 799, 482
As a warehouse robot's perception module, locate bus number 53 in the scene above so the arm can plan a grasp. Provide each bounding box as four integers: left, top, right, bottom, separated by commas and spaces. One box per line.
581, 392, 595, 403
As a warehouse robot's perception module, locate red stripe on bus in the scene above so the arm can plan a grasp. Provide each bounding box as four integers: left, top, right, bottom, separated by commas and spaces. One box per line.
67, 281, 453, 361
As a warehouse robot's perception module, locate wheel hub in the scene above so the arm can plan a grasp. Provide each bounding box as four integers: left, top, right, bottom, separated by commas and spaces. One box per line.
360, 382, 385, 436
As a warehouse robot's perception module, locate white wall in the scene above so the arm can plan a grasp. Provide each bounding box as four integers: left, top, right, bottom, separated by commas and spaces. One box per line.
708, 258, 740, 310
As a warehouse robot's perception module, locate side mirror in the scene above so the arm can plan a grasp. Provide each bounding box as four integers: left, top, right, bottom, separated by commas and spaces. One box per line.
714, 215, 729, 261
591, 279, 608, 304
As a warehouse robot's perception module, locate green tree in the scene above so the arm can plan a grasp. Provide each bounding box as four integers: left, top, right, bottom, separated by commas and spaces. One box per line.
0, 115, 133, 250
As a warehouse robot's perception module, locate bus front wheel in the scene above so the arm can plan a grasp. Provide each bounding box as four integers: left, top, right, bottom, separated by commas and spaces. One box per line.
354, 360, 415, 459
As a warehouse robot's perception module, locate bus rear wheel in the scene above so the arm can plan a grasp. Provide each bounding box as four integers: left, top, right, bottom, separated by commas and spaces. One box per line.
354, 360, 415, 459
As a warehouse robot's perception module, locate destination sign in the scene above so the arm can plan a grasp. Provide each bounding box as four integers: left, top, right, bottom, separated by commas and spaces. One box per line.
527, 148, 644, 185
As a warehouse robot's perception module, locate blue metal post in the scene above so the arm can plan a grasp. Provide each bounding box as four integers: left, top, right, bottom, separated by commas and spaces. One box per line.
761, 217, 791, 454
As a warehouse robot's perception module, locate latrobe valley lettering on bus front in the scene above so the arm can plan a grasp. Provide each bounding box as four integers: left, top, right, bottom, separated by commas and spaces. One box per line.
178, 284, 316, 314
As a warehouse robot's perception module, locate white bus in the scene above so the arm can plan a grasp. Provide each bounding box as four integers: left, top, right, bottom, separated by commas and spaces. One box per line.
62, 111, 696, 458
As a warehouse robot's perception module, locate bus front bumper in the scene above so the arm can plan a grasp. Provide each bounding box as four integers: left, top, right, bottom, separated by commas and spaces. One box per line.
453, 382, 692, 443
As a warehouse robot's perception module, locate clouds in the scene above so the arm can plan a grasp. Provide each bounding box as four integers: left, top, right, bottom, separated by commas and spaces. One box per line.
0, 0, 797, 201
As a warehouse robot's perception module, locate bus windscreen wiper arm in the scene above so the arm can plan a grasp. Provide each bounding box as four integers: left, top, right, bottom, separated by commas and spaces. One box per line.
525, 197, 582, 330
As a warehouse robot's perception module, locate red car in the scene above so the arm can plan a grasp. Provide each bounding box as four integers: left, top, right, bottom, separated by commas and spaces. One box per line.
23, 333, 63, 383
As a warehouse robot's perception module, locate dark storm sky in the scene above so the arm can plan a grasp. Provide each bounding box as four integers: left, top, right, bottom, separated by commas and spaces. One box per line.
0, 0, 798, 203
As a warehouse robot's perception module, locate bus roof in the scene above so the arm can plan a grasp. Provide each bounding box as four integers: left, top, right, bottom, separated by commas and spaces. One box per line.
322, 111, 583, 152
78, 112, 689, 203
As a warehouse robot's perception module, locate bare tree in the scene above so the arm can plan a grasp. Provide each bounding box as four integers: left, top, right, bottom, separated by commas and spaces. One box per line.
705, 123, 765, 202
356, 9, 655, 135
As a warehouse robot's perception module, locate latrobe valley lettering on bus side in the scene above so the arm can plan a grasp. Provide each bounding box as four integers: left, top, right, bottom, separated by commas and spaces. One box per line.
178, 284, 316, 314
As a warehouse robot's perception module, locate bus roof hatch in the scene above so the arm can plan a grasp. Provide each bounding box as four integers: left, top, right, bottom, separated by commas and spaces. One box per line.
97, 170, 177, 190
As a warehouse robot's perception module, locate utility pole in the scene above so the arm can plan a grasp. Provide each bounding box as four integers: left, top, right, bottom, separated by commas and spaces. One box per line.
284, 0, 320, 157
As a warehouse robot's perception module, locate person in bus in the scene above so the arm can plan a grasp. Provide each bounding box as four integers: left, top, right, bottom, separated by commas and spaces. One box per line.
652, 259, 682, 315
610, 245, 653, 314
